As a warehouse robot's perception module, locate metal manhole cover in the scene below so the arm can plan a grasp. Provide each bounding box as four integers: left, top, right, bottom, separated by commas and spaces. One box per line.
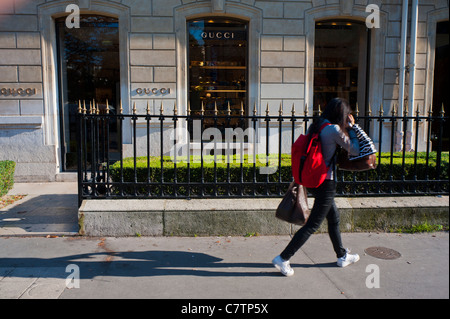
364, 247, 401, 260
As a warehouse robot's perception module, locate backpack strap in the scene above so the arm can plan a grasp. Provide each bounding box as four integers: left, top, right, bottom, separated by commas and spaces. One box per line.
318, 122, 331, 133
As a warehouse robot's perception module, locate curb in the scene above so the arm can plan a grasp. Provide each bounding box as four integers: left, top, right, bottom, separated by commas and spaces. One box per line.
78, 196, 449, 236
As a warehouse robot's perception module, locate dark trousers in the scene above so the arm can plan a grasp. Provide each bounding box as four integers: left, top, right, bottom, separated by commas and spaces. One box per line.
280, 180, 346, 260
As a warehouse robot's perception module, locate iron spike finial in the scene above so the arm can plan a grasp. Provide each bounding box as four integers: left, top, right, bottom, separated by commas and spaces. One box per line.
391, 103, 397, 116
106, 99, 110, 114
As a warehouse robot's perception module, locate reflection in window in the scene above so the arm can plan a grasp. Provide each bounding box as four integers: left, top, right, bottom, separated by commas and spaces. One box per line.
314, 21, 369, 113
56, 15, 121, 170
188, 18, 248, 135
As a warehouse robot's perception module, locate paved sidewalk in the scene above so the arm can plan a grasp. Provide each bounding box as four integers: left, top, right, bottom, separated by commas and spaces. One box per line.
0, 182, 78, 236
0, 232, 448, 299
1, 183, 448, 301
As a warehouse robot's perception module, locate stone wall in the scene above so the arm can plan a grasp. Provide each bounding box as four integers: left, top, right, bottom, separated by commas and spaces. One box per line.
0, 0, 448, 181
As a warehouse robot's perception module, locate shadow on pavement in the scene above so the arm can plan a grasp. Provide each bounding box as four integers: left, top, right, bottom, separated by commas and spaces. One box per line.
0, 249, 337, 279
0, 194, 78, 235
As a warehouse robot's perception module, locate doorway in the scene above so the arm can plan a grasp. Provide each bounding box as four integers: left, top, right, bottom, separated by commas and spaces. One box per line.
55, 15, 121, 171
313, 20, 370, 114
432, 20, 449, 151
188, 17, 248, 138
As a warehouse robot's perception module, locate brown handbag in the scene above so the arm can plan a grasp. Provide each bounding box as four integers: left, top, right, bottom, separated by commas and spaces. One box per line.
337, 150, 377, 171
276, 181, 310, 226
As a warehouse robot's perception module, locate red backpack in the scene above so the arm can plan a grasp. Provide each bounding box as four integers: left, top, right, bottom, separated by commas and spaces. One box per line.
291, 123, 330, 188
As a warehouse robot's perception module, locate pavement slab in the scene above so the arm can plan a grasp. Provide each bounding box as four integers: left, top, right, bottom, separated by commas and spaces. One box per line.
0, 232, 448, 300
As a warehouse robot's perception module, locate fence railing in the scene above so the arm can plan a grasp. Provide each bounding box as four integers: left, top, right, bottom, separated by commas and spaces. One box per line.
76, 100, 448, 205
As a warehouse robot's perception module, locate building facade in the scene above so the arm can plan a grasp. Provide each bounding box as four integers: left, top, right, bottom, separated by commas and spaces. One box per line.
0, 0, 448, 182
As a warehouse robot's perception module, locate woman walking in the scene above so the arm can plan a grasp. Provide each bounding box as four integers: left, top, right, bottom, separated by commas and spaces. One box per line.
273, 98, 361, 277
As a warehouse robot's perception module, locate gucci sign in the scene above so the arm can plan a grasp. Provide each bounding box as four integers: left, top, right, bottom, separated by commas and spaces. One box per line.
201, 32, 235, 39
135, 88, 171, 95
1, 87, 37, 96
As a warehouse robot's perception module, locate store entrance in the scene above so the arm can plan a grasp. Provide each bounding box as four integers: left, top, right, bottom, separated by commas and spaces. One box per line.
432, 21, 449, 151
55, 15, 121, 171
313, 20, 370, 114
188, 18, 248, 138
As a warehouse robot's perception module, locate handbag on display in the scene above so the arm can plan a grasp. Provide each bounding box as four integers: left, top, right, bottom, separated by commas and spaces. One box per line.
337, 123, 377, 171
276, 181, 310, 226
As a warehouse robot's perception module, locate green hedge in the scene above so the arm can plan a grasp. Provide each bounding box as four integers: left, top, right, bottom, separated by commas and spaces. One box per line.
0, 160, 16, 197
109, 152, 448, 196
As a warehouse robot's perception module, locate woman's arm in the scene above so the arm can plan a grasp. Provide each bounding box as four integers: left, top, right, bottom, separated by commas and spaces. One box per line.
333, 124, 359, 156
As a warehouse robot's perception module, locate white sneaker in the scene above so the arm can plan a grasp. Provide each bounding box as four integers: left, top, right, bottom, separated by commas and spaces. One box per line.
337, 249, 360, 267
272, 255, 294, 277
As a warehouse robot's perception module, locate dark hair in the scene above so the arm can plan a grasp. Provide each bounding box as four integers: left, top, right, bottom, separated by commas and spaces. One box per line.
310, 98, 351, 134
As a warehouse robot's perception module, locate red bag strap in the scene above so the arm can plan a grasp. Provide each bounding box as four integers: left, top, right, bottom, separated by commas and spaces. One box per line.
319, 122, 331, 133
305, 122, 330, 153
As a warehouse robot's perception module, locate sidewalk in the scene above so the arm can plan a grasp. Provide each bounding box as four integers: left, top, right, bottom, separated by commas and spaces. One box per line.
0, 232, 448, 299
0, 183, 448, 300
0, 182, 78, 236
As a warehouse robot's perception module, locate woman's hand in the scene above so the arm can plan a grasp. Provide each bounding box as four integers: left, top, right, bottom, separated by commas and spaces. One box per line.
347, 114, 355, 128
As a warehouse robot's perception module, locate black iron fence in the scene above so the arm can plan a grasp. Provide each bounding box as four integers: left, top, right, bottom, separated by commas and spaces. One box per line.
76, 101, 448, 205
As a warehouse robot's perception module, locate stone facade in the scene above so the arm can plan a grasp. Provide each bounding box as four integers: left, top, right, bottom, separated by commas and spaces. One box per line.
0, 0, 448, 181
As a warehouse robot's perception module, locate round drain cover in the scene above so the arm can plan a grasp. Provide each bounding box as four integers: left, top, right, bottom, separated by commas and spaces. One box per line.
365, 247, 401, 260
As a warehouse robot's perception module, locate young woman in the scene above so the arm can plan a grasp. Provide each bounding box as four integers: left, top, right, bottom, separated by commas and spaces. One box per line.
273, 98, 360, 277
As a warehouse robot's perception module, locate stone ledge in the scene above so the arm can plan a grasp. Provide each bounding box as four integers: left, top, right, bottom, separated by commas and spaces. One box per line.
78, 196, 449, 237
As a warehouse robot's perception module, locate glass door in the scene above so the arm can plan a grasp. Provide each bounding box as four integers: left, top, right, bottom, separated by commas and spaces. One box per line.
55, 15, 121, 171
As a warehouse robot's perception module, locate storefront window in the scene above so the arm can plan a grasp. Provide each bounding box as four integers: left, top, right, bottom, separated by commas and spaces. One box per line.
313, 21, 369, 113
432, 21, 449, 151
188, 18, 248, 135
55, 15, 120, 171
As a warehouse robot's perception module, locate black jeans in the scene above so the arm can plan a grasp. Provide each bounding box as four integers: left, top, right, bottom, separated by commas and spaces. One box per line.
280, 180, 346, 260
